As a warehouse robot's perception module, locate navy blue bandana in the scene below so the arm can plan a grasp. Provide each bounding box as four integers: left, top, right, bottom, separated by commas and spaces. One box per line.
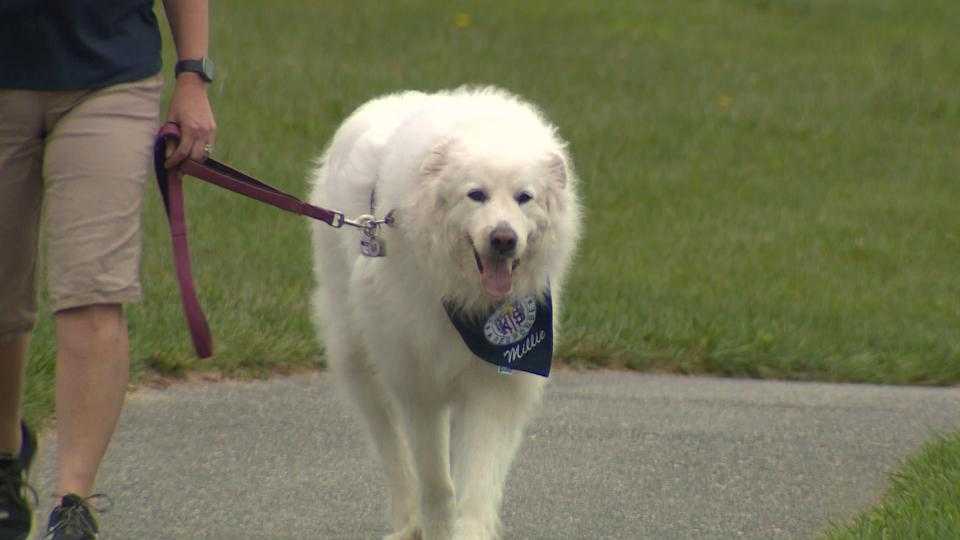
444, 290, 554, 377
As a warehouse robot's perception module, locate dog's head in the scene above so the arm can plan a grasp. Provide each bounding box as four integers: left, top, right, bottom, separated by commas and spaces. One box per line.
402, 118, 580, 309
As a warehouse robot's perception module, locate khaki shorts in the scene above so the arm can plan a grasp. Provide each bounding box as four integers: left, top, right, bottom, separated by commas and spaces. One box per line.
0, 74, 163, 341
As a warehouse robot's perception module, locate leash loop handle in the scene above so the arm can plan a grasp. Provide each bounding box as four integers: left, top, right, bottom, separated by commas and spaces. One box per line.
154, 122, 214, 358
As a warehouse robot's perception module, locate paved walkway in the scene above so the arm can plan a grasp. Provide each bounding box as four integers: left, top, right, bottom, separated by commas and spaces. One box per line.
30, 370, 960, 539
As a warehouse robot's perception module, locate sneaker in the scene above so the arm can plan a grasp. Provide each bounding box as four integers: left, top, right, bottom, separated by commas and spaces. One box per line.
0, 422, 37, 540
45, 494, 108, 540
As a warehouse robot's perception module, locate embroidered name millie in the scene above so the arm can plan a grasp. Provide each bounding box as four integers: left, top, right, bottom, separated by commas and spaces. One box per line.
503, 329, 547, 364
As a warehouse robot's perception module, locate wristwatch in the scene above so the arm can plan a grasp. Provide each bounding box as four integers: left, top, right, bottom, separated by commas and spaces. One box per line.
174, 57, 215, 83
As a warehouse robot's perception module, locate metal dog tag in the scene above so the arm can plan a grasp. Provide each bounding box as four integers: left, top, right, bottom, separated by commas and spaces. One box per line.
360, 229, 385, 257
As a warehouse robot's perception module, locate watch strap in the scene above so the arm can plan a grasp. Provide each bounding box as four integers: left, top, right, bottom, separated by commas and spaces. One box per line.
175, 58, 213, 82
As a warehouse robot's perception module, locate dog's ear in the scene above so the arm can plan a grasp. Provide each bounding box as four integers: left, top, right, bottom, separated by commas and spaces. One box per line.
541, 152, 573, 214
545, 152, 568, 189
421, 139, 453, 179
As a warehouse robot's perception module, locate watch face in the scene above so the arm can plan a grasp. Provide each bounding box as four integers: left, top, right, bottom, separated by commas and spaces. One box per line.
200, 58, 215, 82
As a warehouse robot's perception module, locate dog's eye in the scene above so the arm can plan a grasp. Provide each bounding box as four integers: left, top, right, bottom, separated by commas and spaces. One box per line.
515, 191, 534, 205
467, 189, 488, 203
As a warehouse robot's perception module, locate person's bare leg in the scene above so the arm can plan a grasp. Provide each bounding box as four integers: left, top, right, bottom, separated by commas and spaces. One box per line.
54, 304, 129, 497
0, 334, 29, 455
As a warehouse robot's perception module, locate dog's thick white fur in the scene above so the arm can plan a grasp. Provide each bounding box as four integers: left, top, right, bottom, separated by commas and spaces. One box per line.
309, 87, 581, 540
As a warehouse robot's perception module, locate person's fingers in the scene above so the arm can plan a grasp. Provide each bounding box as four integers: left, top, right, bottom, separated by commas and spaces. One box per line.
164, 132, 194, 168
189, 138, 207, 162
164, 138, 178, 160
204, 123, 216, 148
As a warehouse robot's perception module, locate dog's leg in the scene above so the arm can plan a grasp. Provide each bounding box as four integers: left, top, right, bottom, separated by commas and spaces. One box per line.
394, 392, 456, 540
330, 353, 420, 539
450, 372, 545, 539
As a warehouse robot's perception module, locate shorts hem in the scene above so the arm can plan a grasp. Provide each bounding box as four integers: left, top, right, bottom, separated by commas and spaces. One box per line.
52, 288, 143, 313
0, 323, 35, 343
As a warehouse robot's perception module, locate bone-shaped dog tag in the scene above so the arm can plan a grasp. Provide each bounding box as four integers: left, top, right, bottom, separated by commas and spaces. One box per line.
360, 229, 385, 257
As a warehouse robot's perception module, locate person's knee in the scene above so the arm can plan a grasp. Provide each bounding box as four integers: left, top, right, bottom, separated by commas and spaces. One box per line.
55, 304, 126, 351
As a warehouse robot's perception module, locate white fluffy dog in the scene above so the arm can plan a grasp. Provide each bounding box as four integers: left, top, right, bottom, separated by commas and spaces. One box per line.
309, 87, 581, 539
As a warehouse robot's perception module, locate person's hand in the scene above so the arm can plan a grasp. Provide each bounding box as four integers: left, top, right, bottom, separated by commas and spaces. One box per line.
164, 73, 216, 168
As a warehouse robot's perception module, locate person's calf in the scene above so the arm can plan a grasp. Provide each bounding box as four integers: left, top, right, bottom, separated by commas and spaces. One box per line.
0, 333, 30, 456
54, 304, 130, 498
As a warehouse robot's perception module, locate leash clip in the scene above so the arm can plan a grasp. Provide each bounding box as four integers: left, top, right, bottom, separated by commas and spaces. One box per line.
347, 211, 395, 258
343, 210, 395, 231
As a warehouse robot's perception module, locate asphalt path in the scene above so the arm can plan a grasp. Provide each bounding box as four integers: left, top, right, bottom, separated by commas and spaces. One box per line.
29, 370, 960, 539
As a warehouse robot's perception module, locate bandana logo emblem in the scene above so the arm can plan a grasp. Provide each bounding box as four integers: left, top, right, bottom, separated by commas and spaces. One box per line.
483, 296, 537, 346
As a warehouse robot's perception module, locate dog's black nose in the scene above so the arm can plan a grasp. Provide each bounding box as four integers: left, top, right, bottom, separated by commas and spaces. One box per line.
490, 224, 518, 257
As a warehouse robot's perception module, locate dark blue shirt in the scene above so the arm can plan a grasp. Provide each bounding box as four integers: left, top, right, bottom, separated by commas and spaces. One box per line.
0, 0, 162, 90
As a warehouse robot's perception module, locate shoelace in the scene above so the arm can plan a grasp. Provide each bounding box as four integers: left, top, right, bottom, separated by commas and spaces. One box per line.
45, 494, 112, 538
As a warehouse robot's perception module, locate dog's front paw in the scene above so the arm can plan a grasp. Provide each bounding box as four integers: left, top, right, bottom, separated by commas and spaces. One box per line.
383, 523, 422, 540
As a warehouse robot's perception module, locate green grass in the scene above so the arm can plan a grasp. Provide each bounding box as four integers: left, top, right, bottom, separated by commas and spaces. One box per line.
175, 0, 957, 384
825, 431, 960, 539
18, 2, 960, 534
23, 1, 960, 406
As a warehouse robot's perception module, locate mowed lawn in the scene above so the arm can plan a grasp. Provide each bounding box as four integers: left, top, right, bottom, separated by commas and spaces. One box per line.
22, 2, 959, 418
17, 2, 960, 537
826, 431, 960, 539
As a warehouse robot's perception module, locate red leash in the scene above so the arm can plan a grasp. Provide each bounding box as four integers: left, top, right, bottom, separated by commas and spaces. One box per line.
154, 122, 347, 358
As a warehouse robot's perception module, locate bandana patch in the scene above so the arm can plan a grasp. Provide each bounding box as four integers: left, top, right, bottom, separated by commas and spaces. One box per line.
444, 290, 553, 377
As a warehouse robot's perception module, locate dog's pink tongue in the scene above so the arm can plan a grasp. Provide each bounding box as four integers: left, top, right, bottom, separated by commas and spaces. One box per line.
481, 257, 513, 298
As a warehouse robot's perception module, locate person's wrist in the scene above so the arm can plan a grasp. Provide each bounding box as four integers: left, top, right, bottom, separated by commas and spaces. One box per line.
174, 71, 209, 88
175, 57, 215, 83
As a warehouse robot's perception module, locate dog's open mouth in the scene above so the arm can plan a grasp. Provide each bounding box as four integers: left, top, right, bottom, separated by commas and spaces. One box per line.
473, 246, 520, 299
